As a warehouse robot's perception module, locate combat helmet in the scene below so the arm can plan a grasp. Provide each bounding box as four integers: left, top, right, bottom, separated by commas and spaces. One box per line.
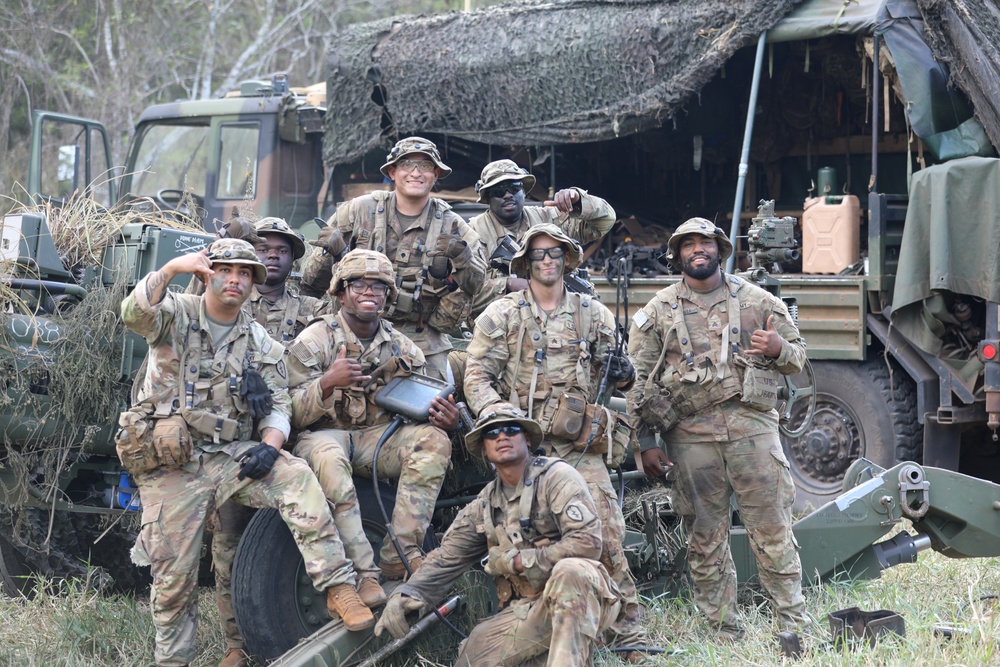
329, 249, 398, 302
464, 403, 543, 458
380, 136, 452, 178
475, 160, 537, 203
254, 217, 307, 260
664, 217, 733, 270
206, 238, 268, 284
509, 223, 583, 278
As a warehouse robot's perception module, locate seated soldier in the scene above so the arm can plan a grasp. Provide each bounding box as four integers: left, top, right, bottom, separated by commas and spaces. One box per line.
286, 249, 460, 581
375, 405, 624, 667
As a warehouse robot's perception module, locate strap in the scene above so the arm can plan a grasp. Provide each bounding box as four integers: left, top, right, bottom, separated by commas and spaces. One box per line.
276, 295, 303, 342
719, 275, 742, 380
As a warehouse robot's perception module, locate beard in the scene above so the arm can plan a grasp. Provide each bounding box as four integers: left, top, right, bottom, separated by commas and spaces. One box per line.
681, 253, 721, 280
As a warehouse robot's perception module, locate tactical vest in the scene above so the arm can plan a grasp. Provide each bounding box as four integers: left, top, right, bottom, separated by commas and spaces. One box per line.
644, 274, 746, 420
253, 291, 305, 343
482, 456, 560, 607
502, 293, 595, 435
149, 297, 263, 447
353, 191, 455, 330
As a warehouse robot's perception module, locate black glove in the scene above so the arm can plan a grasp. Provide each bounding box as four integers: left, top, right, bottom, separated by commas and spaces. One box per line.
308, 225, 347, 258
241, 368, 273, 419
428, 236, 472, 279
237, 443, 280, 481
602, 350, 635, 383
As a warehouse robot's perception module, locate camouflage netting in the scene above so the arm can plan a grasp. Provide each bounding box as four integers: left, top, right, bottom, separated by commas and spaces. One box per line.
917, 0, 1000, 152
325, 0, 802, 166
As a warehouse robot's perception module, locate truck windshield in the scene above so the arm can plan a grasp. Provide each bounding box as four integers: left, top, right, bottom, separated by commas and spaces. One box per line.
130, 122, 211, 199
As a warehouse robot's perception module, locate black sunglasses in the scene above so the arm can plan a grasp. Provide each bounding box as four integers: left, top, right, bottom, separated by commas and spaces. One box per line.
487, 182, 524, 198
482, 423, 525, 440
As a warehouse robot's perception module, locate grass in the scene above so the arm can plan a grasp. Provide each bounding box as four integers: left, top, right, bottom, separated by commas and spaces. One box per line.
0, 552, 997, 666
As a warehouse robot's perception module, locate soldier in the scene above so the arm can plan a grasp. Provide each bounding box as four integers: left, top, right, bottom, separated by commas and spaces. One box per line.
469, 159, 616, 319
209, 217, 334, 667
627, 218, 808, 640
249, 216, 332, 341
375, 406, 624, 667
118, 238, 376, 667
286, 249, 459, 581
463, 223, 647, 657
299, 136, 487, 380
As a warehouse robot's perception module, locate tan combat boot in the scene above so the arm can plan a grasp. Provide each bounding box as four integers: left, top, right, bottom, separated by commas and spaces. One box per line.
217, 648, 248, 667
379, 556, 424, 582
357, 576, 387, 608
327, 583, 376, 631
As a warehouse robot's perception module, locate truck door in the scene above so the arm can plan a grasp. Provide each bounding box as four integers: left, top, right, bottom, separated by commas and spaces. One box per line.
27, 112, 116, 207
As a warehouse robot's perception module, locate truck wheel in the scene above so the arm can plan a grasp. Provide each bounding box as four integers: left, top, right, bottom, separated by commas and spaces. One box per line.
0, 534, 35, 597
232, 479, 434, 663
780, 358, 921, 513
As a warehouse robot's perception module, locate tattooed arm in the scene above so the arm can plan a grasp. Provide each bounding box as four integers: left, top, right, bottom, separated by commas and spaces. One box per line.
145, 249, 215, 305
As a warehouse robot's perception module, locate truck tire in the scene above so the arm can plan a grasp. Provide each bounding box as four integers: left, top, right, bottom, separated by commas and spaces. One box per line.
780, 358, 921, 513
231, 478, 435, 663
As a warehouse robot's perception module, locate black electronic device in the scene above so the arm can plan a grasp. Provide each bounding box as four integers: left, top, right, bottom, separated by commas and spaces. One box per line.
374, 374, 455, 422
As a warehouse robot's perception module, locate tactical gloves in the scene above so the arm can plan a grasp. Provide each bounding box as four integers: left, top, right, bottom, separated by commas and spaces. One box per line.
309, 225, 347, 259
218, 217, 260, 243
428, 236, 473, 279
483, 547, 519, 577
374, 593, 425, 639
602, 350, 635, 383
240, 369, 273, 419
237, 443, 280, 481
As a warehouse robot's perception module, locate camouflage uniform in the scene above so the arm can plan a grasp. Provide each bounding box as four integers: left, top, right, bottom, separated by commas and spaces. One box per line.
470, 160, 616, 319
299, 141, 487, 381
286, 310, 451, 570
464, 276, 646, 646
121, 271, 355, 667
398, 455, 622, 667
627, 268, 808, 633
247, 286, 332, 342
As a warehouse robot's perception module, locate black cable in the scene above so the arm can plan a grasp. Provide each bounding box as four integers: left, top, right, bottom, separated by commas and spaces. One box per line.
372, 415, 467, 640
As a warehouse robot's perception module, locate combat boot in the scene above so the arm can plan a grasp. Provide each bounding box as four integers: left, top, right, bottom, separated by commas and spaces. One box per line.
357, 576, 387, 608
380, 556, 424, 581
217, 648, 248, 667
327, 583, 375, 631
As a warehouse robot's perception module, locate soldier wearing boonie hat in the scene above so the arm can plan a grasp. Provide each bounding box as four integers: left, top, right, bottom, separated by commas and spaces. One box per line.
463, 402, 543, 458
297, 136, 487, 382
467, 158, 616, 320
206, 237, 268, 284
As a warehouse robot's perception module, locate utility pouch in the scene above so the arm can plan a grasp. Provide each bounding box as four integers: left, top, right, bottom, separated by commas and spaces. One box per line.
739, 362, 781, 412
151, 414, 193, 468
180, 408, 240, 443
115, 407, 160, 475
570, 404, 611, 453
636, 386, 680, 436
548, 391, 587, 441
607, 412, 633, 469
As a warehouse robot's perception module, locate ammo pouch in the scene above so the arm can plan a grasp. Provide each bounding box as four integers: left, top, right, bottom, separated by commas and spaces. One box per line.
115, 407, 159, 475
737, 358, 781, 412
636, 385, 680, 436
570, 407, 632, 469
151, 414, 193, 468
179, 407, 240, 444
548, 390, 587, 441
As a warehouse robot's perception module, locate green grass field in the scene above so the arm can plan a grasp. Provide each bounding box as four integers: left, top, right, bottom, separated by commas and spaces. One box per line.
1, 548, 998, 667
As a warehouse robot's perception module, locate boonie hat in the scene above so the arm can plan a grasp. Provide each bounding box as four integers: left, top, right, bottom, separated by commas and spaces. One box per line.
380, 136, 452, 178
465, 403, 543, 458
664, 217, 734, 270
509, 223, 583, 277
207, 238, 268, 284
475, 160, 537, 204
254, 217, 307, 260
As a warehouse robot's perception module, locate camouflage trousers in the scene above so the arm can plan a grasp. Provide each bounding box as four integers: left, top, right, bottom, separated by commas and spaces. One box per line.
295, 422, 450, 568
293, 431, 380, 578
211, 501, 255, 651
666, 431, 806, 632
542, 440, 646, 646
397, 323, 451, 381
131, 444, 354, 667
455, 558, 621, 667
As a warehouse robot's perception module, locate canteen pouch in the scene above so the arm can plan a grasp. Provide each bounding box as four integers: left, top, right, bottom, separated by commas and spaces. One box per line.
739, 362, 781, 412
151, 414, 193, 468
115, 407, 160, 475
548, 391, 587, 441
636, 385, 680, 435
180, 408, 240, 443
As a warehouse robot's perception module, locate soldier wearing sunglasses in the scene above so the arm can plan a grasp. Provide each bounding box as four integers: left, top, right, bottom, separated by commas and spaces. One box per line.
468, 159, 616, 319
376, 405, 625, 667
463, 223, 648, 661
298, 137, 487, 382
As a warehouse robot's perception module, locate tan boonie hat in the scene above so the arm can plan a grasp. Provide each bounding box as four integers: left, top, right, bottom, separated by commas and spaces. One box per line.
465, 403, 543, 458
665, 217, 734, 270
254, 217, 307, 260
329, 249, 399, 302
475, 159, 537, 204
380, 136, 452, 178
509, 223, 583, 277
207, 238, 267, 284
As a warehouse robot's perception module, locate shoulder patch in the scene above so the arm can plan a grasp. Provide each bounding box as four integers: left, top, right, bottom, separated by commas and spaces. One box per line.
260, 339, 285, 364
632, 310, 649, 329
564, 504, 584, 522
474, 312, 504, 339
288, 338, 320, 366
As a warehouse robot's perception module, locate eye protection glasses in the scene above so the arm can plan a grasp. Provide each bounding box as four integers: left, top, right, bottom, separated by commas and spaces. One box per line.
526, 246, 566, 262
487, 181, 524, 198
482, 424, 525, 440
347, 280, 389, 296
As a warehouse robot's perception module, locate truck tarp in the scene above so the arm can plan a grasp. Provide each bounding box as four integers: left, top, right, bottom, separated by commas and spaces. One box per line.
890, 156, 1000, 379
324, 0, 802, 166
